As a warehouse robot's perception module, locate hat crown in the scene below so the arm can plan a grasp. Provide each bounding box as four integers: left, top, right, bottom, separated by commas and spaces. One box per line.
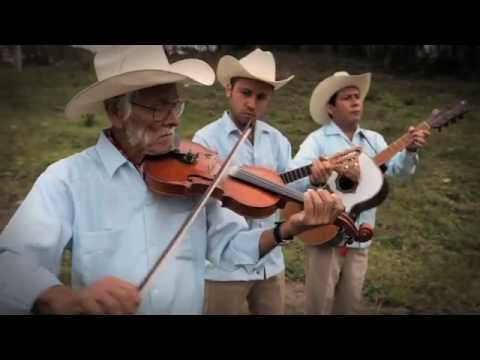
239, 48, 276, 81
94, 45, 169, 81
333, 71, 350, 77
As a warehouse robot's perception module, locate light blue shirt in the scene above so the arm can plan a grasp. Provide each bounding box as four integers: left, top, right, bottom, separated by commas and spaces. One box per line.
193, 111, 292, 281
290, 121, 419, 248
0, 131, 267, 314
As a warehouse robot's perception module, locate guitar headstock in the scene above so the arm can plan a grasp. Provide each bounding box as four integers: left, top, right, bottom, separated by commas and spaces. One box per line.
429, 100, 469, 131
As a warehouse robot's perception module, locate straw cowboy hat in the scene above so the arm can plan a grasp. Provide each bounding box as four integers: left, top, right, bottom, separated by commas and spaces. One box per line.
65, 45, 215, 119
216, 48, 294, 90
309, 71, 371, 124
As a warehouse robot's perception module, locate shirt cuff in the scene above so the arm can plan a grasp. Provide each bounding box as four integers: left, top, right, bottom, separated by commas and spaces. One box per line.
404, 149, 420, 165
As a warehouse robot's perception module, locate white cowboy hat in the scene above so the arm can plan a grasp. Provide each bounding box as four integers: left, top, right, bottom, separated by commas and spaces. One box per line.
309, 71, 371, 124
216, 48, 294, 90
65, 45, 215, 119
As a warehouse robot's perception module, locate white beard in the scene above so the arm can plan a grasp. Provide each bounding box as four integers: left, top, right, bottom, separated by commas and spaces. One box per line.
123, 116, 174, 155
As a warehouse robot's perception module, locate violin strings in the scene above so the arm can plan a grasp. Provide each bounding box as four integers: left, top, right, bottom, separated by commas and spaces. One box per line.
233, 168, 304, 203
239, 170, 304, 200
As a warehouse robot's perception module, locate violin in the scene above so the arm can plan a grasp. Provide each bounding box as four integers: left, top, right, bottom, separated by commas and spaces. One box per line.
142, 139, 368, 244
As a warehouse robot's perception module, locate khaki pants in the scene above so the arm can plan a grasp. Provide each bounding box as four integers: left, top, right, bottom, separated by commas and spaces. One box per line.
204, 273, 285, 315
304, 245, 368, 315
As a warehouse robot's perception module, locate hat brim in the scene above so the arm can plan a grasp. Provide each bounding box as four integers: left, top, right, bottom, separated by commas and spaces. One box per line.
309, 73, 371, 124
217, 55, 294, 90
65, 59, 214, 119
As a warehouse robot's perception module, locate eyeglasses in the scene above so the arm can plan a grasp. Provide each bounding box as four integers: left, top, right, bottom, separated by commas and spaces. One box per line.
130, 99, 186, 121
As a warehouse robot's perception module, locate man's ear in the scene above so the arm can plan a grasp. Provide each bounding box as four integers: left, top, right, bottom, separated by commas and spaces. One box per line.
105, 102, 123, 129
327, 103, 334, 118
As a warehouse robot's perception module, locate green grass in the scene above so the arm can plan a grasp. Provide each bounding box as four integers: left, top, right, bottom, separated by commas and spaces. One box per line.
1, 49, 479, 313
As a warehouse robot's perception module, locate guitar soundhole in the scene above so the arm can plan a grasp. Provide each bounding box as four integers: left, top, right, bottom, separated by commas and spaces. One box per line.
336, 176, 358, 193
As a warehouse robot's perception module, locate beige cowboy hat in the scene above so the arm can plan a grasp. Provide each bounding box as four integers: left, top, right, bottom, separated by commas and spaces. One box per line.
309, 71, 371, 124
65, 45, 215, 119
216, 48, 294, 90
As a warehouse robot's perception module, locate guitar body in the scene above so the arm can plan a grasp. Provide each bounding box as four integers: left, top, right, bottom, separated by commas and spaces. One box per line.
282, 201, 341, 246
282, 152, 385, 246
350, 174, 389, 219
327, 152, 384, 214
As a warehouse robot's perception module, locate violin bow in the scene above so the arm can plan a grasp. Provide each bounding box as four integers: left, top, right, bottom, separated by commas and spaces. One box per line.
138, 119, 254, 296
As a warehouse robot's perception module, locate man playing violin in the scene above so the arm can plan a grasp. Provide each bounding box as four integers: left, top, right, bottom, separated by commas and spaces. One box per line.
193, 48, 298, 315
291, 71, 431, 314
0, 46, 345, 315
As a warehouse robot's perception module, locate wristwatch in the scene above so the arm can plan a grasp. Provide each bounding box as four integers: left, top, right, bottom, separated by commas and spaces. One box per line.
273, 221, 294, 246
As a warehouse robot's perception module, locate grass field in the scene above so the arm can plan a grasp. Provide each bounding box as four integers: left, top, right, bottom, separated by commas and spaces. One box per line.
1, 47, 479, 313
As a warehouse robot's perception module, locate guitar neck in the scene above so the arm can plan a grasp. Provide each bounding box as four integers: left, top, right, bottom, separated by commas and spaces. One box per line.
280, 165, 312, 184
373, 121, 430, 167
279, 155, 356, 184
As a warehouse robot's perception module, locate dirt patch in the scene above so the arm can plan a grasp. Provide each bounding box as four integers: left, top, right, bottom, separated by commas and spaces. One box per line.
284, 279, 410, 315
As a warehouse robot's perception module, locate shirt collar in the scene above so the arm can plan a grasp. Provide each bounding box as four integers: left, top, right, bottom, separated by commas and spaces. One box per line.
220, 111, 270, 136
95, 130, 129, 178
323, 120, 366, 140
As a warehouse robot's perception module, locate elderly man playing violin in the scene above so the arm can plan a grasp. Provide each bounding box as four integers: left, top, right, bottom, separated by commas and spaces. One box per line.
0, 45, 345, 315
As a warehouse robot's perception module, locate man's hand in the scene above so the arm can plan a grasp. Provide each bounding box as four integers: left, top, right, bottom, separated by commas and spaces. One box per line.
406, 126, 431, 152
34, 277, 141, 315
286, 189, 345, 236
258, 189, 346, 255
310, 158, 333, 186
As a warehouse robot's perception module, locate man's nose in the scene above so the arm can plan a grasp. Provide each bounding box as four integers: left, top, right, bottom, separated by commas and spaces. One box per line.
163, 109, 180, 127
245, 96, 256, 109
351, 98, 361, 107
